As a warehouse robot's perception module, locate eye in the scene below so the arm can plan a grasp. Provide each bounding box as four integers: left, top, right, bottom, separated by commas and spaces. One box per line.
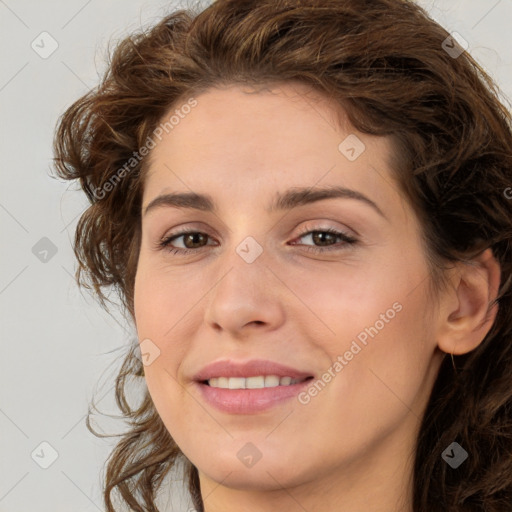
290, 227, 358, 254
158, 229, 215, 255
157, 226, 358, 255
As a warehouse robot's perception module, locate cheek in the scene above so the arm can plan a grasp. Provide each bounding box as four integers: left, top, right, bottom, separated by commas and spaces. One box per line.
298, 256, 436, 404
133, 256, 203, 337
289, 258, 407, 351
133, 263, 185, 406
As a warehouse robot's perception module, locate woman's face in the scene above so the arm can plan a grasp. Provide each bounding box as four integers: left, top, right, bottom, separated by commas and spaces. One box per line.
134, 82, 445, 497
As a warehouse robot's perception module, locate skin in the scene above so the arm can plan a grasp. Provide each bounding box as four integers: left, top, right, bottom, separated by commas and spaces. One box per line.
133, 82, 500, 512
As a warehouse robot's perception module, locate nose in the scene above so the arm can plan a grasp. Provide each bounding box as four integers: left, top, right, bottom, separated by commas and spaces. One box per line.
202, 243, 287, 337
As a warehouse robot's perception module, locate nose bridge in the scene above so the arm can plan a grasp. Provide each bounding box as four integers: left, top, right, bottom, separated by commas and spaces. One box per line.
202, 233, 286, 333
210, 232, 270, 305
216, 211, 271, 280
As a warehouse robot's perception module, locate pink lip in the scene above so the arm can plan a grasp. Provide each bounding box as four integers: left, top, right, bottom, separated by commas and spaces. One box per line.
192, 359, 314, 414
195, 380, 313, 414
192, 359, 313, 381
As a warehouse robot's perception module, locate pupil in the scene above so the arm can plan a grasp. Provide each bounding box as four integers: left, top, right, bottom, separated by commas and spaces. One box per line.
186, 233, 206, 248
313, 232, 335, 246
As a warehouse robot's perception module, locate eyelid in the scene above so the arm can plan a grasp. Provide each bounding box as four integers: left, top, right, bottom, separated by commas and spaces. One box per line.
156, 222, 359, 256
296, 220, 357, 238
158, 220, 355, 243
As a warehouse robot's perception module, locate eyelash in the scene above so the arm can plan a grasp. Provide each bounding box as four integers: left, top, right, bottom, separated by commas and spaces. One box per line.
157, 227, 358, 255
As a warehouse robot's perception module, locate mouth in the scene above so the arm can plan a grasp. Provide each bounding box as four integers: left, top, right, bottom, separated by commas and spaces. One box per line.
202, 375, 313, 389
192, 359, 315, 414
195, 374, 315, 414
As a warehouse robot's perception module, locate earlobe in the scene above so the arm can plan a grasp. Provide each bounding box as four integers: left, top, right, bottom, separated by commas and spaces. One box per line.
436, 248, 501, 356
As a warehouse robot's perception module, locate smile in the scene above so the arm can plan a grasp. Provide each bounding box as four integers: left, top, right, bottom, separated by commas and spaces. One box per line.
206, 375, 309, 389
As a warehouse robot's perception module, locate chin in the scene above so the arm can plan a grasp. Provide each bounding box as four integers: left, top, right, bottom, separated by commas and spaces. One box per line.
194, 450, 311, 490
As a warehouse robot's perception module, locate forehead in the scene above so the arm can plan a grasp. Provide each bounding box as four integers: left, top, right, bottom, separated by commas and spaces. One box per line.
143, 83, 402, 217
150, 82, 349, 153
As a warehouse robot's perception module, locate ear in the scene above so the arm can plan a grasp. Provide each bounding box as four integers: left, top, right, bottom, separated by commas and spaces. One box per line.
436, 248, 501, 356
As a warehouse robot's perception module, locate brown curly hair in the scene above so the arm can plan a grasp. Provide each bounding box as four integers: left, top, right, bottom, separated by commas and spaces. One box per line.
53, 0, 512, 510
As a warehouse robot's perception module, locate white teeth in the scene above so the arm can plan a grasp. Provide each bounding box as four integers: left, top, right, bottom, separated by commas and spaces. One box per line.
246, 376, 264, 389
264, 375, 280, 387
207, 375, 304, 389
228, 377, 245, 389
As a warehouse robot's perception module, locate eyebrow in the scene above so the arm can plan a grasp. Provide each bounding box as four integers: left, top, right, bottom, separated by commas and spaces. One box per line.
143, 185, 386, 219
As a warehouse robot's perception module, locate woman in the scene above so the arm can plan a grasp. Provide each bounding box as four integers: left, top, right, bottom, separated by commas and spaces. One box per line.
53, 0, 512, 511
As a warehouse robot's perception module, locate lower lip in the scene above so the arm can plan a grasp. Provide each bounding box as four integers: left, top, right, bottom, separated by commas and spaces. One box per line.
195, 379, 313, 414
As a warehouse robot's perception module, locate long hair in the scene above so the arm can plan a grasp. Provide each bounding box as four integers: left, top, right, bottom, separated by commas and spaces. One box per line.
53, 1, 512, 510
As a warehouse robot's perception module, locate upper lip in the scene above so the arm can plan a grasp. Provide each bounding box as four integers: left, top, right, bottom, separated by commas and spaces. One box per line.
193, 359, 314, 382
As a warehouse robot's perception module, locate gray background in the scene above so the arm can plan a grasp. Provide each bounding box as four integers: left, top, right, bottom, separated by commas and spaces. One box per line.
0, 1, 511, 511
